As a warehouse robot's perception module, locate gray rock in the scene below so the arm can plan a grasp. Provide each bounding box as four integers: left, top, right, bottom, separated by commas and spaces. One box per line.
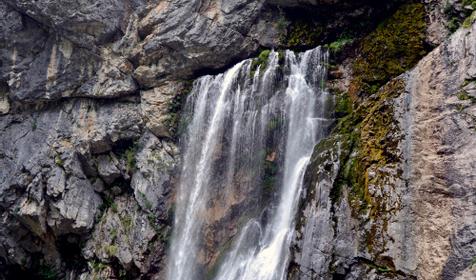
0, 82, 9, 115
97, 154, 121, 184
290, 19, 476, 280
48, 177, 102, 235
131, 0, 264, 87
140, 81, 186, 138
132, 132, 177, 216
3, 0, 132, 46
83, 195, 159, 273
0, 98, 144, 273
47, 167, 66, 197
0, 0, 471, 278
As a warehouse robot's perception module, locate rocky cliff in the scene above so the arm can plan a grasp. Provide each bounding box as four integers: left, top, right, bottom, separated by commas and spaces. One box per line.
0, 0, 474, 279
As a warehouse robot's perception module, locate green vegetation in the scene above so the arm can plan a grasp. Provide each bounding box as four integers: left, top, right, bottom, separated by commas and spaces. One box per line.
448, 17, 461, 33
99, 195, 116, 213
104, 244, 118, 256
90, 260, 108, 272
124, 147, 136, 173
120, 214, 133, 232
366, 261, 394, 274
284, 20, 323, 48
276, 13, 288, 33
457, 90, 475, 101
463, 11, 476, 28
464, 0, 476, 9
54, 154, 64, 167
111, 228, 118, 240
38, 264, 58, 280
157, 225, 171, 244
263, 159, 279, 194
166, 80, 194, 137
351, 3, 427, 96
266, 115, 285, 133
327, 37, 353, 54
250, 50, 271, 77
333, 89, 353, 118
445, 0, 476, 32
147, 212, 161, 233
331, 79, 405, 214
321, 78, 406, 259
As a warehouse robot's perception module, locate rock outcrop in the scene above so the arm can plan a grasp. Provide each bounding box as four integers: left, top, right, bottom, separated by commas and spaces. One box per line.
0, 0, 474, 279
289, 10, 476, 280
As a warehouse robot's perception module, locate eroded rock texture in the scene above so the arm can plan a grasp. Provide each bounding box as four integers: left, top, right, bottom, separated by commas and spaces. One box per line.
0, 0, 474, 279
290, 15, 476, 280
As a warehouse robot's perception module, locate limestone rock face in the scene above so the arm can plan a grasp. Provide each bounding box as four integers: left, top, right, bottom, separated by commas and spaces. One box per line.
0, 0, 267, 276
130, 0, 265, 88
0, 0, 473, 278
140, 81, 187, 138
290, 20, 476, 280
82, 195, 161, 277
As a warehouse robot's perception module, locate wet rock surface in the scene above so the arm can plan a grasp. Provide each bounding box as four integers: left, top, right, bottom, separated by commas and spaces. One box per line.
290, 15, 476, 280
0, 0, 474, 279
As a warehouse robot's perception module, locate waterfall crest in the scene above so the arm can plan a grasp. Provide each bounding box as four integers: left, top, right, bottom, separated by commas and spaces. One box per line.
167, 47, 332, 280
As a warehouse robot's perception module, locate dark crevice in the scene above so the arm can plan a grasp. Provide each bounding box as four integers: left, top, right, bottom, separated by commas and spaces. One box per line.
56, 234, 88, 273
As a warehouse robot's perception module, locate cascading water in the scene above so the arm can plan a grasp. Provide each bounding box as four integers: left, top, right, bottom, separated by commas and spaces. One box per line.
167, 47, 332, 280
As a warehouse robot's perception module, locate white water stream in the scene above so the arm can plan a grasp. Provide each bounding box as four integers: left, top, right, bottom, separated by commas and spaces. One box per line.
167, 47, 332, 280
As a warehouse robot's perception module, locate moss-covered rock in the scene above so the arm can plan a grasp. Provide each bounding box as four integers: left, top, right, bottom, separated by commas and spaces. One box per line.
331, 78, 404, 215
250, 50, 272, 77
350, 3, 427, 96
284, 20, 324, 48
445, 0, 476, 32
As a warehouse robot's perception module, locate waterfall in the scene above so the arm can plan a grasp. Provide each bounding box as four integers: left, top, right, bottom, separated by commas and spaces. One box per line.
167, 47, 332, 280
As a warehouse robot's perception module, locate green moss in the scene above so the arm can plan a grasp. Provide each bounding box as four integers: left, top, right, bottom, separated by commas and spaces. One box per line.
99, 195, 115, 213
464, 0, 476, 9
448, 17, 461, 33
463, 11, 476, 28
110, 228, 118, 240
276, 14, 288, 33
458, 90, 472, 100
120, 214, 133, 232
166, 80, 194, 137
334, 90, 353, 118
445, 0, 476, 32
124, 147, 136, 173
250, 50, 271, 77
322, 79, 406, 262
351, 3, 427, 96
90, 260, 108, 272
327, 37, 354, 54
267, 115, 285, 133
54, 154, 64, 167
104, 244, 118, 256
367, 262, 393, 274
329, 79, 405, 217
284, 20, 323, 48
147, 212, 163, 233
112, 202, 119, 213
